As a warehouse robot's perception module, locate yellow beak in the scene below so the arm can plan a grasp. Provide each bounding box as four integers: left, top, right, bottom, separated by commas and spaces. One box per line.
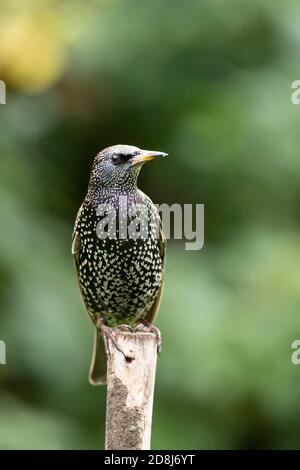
130, 150, 168, 165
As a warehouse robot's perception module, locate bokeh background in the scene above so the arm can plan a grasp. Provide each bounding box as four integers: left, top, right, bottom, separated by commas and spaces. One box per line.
1, 0, 300, 449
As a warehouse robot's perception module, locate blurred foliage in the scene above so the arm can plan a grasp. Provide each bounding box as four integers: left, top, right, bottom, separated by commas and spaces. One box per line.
0, 0, 300, 449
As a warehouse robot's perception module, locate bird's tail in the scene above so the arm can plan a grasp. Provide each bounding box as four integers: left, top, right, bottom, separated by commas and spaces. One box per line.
88, 328, 107, 385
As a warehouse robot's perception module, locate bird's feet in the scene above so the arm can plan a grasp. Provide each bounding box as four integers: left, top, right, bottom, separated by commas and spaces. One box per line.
96, 318, 161, 357
117, 324, 135, 333
135, 320, 162, 355
96, 318, 136, 361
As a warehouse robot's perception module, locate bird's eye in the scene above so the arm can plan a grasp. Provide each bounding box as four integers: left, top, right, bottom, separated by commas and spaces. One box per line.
111, 154, 121, 165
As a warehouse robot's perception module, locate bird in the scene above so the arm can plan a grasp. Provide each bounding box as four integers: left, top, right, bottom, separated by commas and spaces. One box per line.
72, 144, 168, 385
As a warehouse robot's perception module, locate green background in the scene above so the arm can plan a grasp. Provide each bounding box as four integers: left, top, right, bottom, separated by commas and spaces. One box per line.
0, 0, 300, 449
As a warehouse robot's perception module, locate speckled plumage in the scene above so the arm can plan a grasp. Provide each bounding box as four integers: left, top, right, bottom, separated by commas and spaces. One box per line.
72, 145, 167, 384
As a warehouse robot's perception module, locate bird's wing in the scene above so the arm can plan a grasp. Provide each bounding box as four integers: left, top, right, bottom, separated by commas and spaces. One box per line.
72, 205, 97, 321
71, 203, 83, 262
145, 221, 166, 324
71, 228, 86, 306
72, 223, 107, 386
72, 203, 83, 274
71, 229, 81, 262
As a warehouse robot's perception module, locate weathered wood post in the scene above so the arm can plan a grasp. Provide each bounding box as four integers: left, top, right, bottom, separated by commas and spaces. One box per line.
105, 330, 158, 450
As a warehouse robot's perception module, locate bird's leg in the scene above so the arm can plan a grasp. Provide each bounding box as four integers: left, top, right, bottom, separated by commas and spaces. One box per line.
96, 318, 134, 361
96, 318, 114, 358
135, 319, 162, 355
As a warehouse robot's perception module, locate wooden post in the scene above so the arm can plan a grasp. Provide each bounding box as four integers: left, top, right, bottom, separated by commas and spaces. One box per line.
105, 330, 158, 450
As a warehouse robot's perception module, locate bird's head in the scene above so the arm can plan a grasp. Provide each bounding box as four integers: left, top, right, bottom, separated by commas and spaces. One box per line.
89, 144, 168, 190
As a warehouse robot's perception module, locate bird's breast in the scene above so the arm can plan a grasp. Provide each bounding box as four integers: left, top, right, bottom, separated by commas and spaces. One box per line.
75, 192, 163, 324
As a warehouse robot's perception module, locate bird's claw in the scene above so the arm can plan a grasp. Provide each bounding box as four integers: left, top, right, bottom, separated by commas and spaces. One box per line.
96, 318, 161, 357
96, 318, 134, 360
117, 324, 135, 333
135, 320, 162, 355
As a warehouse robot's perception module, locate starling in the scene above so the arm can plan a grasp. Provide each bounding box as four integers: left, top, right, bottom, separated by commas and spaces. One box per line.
72, 145, 167, 385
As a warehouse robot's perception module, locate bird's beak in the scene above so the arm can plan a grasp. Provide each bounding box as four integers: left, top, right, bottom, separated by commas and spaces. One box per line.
130, 150, 168, 165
